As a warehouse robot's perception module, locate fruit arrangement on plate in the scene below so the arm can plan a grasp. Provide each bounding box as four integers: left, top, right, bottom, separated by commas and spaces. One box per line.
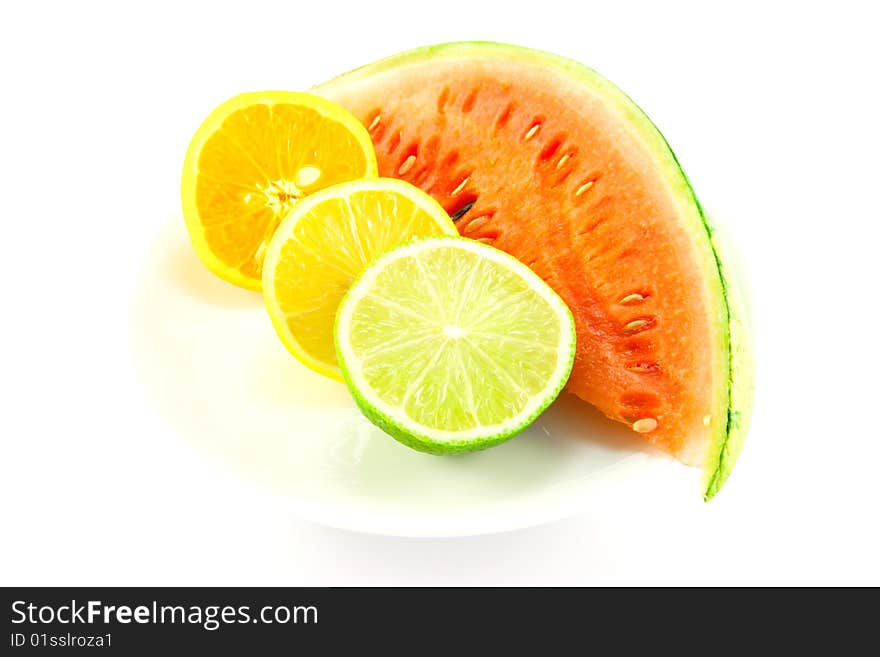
180, 42, 752, 500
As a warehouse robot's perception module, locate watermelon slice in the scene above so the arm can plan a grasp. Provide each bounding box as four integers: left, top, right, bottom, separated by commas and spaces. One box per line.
314, 42, 753, 499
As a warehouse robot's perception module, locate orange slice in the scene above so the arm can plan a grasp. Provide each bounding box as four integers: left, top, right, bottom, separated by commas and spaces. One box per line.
181, 91, 377, 290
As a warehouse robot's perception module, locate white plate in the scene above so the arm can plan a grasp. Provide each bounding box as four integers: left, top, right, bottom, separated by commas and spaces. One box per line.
130, 222, 689, 537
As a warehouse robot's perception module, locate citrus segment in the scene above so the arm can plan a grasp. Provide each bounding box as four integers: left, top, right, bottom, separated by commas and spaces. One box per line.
181, 91, 377, 290
335, 237, 576, 453
262, 178, 458, 379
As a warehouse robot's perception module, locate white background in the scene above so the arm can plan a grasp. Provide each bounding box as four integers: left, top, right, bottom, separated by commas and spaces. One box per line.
2, 0, 878, 585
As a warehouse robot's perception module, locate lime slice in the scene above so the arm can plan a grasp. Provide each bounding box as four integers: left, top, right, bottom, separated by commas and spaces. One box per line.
335, 236, 576, 453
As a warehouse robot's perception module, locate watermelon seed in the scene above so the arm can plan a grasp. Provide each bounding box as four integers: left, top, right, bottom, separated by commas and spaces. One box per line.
619, 337, 655, 356
575, 180, 596, 196
450, 200, 476, 222
620, 391, 659, 407
495, 102, 516, 130
476, 237, 496, 245
554, 166, 576, 186
462, 89, 478, 113
632, 418, 658, 433
464, 213, 493, 231
556, 154, 571, 170
524, 122, 542, 141
437, 86, 451, 112
412, 167, 431, 187
583, 214, 609, 234
397, 154, 417, 176
703, 414, 712, 426
539, 137, 563, 162
368, 114, 381, 131
451, 176, 470, 197
626, 362, 660, 374
441, 150, 460, 169
623, 317, 655, 334
388, 131, 402, 153
619, 292, 646, 305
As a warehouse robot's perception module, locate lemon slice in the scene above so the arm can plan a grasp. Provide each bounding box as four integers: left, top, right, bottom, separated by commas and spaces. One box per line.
181, 91, 377, 290
335, 236, 577, 454
262, 178, 458, 379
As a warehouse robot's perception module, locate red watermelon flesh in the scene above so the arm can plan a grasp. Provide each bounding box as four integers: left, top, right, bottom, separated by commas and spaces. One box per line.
315, 43, 752, 498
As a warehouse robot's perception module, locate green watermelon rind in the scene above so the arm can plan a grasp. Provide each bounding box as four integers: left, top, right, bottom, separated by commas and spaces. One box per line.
702, 223, 754, 500
607, 78, 755, 501
314, 42, 754, 499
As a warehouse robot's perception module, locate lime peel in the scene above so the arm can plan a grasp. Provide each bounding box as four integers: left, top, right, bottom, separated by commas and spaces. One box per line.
335, 236, 577, 454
